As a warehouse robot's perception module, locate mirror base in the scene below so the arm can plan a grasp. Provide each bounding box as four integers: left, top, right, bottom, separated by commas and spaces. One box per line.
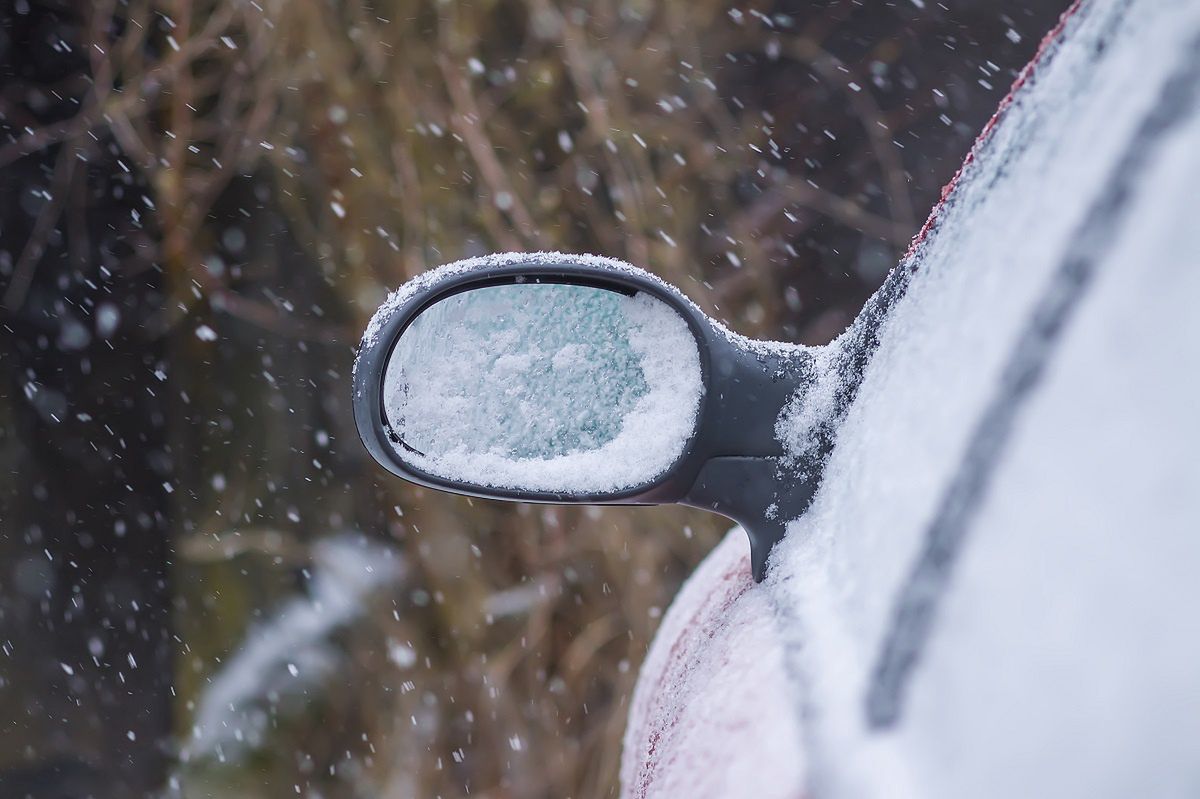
683, 457, 819, 581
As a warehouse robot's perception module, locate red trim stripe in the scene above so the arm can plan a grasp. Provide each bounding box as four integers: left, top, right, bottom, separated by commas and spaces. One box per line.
905, 0, 1087, 258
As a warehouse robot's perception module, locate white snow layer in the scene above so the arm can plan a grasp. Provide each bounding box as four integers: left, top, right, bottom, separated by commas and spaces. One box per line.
621, 529, 806, 799
383, 283, 702, 494
762, 1, 1200, 798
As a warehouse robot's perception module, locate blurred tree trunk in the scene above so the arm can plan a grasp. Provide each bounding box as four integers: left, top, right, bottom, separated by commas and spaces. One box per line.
0, 3, 173, 797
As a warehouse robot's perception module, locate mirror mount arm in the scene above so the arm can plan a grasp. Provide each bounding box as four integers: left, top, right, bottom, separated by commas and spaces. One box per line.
689, 265, 916, 582
681, 457, 820, 582
702, 343, 814, 457
681, 342, 822, 581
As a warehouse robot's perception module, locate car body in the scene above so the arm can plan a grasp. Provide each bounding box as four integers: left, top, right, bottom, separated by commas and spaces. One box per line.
621, 0, 1200, 796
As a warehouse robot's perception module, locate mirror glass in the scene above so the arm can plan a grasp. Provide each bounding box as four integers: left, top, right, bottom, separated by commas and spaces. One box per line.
381, 282, 703, 494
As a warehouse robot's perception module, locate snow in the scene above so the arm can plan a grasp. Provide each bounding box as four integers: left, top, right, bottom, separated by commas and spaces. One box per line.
627, 0, 1200, 796
621, 529, 806, 799
763, 0, 1200, 797
383, 283, 703, 494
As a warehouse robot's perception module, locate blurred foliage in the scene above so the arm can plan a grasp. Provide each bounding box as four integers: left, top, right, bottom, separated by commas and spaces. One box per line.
0, 0, 1067, 797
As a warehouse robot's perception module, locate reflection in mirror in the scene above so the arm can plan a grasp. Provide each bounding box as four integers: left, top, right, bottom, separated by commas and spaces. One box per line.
382, 283, 703, 494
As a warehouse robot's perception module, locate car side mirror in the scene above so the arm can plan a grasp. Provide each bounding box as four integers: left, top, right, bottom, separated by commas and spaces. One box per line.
353, 254, 819, 580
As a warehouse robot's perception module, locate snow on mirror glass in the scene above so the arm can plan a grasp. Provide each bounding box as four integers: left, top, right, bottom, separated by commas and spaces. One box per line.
382, 283, 703, 494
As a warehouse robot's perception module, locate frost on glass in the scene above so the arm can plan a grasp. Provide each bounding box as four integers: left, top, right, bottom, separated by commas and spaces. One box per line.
382, 283, 703, 493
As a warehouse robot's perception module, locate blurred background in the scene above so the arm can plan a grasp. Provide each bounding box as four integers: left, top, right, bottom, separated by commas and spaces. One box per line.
0, 1, 1069, 797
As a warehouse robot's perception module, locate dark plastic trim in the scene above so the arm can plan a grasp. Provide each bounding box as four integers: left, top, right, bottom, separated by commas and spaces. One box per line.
353, 257, 821, 580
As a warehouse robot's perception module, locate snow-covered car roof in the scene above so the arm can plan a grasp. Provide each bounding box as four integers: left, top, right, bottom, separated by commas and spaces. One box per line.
623, 0, 1200, 795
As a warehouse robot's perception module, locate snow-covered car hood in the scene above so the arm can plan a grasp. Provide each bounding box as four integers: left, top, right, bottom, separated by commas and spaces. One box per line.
623, 0, 1200, 796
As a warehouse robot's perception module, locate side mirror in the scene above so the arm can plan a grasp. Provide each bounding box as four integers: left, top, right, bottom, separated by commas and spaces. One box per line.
354, 254, 819, 580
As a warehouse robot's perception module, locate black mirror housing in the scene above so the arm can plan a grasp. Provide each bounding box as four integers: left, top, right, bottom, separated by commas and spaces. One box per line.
354, 253, 819, 580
